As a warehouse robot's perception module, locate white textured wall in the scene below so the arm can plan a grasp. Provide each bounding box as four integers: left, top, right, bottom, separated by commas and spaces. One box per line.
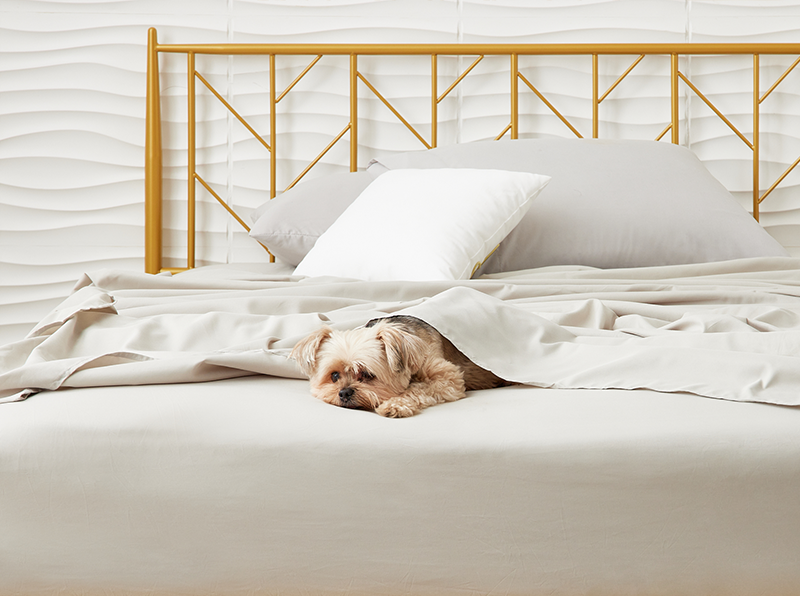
2, 1, 800, 344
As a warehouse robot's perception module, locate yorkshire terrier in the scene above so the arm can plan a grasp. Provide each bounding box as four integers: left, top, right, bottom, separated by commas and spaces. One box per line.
290, 315, 511, 417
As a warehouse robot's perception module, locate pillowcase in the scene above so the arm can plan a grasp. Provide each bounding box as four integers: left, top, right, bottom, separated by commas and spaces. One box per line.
372, 138, 789, 274
249, 170, 378, 265
293, 168, 550, 281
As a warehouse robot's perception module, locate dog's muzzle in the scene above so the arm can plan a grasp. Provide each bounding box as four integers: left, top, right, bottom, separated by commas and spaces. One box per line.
338, 387, 356, 405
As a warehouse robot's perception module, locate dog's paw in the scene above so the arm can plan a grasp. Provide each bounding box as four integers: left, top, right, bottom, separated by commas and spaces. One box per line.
376, 401, 417, 418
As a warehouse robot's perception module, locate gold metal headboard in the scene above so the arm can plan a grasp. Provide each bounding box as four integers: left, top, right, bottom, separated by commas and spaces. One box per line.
145, 27, 800, 274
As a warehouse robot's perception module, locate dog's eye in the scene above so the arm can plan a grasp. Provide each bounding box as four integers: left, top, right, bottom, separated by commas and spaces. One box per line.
358, 371, 375, 382
331, 371, 340, 382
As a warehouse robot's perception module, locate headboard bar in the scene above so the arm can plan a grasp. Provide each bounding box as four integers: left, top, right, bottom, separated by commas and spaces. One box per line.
154, 41, 800, 56
144, 27, 800, 273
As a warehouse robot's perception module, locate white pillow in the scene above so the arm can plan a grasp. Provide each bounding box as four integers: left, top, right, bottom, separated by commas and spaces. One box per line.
293, 168, 550, 281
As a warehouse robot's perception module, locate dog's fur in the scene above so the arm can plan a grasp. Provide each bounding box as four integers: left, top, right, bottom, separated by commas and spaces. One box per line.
290, 315, 510, 417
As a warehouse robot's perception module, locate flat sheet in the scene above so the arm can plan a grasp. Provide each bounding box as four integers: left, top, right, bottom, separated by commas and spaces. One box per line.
2, 257, 800, 406
1, 377, 799, 596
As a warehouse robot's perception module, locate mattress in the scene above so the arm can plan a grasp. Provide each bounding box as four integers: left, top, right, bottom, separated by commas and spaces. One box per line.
1, 258, 800, 595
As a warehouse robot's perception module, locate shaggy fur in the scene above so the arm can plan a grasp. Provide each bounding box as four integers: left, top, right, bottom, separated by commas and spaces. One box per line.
291, 315, 510, 417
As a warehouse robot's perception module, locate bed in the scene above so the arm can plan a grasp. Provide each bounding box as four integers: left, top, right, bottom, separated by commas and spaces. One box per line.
1, 29, 800, 596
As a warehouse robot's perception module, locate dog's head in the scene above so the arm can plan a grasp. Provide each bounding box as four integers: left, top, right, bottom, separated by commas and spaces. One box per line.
290, 321, 427, 411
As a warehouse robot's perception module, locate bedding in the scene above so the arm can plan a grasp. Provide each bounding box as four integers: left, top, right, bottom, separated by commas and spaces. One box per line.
2, 258, 800, 596
2, 257, 799, 406
250, 139, 788, 272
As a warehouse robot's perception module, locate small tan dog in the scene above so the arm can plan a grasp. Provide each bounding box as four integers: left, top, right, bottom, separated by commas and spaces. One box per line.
291, 315, 510, 417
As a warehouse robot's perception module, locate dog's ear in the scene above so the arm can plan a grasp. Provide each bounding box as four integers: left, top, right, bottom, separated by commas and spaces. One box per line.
376, 323, 427, 374
290, 326, 332, 376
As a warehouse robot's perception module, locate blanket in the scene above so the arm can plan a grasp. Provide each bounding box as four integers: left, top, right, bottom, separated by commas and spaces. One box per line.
2, 257, 800, 406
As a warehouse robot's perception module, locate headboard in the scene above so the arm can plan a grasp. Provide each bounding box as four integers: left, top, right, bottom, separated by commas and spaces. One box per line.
144, 27, 800, 274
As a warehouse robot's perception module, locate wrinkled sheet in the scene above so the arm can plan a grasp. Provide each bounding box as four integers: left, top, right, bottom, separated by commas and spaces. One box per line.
2, 257, 800, 406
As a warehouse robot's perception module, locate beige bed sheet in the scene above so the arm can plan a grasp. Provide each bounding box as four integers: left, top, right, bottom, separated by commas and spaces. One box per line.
2, 257, 800, 406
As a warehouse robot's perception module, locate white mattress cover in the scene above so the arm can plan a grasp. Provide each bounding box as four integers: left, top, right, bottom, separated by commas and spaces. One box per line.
2, 375, 799, 596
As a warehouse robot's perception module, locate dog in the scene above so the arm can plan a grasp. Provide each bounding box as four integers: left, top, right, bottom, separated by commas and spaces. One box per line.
290, 315, 511, 417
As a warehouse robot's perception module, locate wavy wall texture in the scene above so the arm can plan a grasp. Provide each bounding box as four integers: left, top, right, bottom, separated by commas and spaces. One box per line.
2, 0, 800, 344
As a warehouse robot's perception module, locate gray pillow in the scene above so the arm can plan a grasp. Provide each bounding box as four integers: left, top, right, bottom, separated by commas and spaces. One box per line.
372, 138, 788, 274
249, 170, 377, 265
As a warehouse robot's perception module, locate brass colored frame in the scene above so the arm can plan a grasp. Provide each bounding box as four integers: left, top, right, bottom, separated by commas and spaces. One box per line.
145, 28, 800, 274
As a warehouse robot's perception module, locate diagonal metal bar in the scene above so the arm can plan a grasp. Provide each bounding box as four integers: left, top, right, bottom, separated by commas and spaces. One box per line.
195, 173, 274, 256
195, 173, 251, 232
276, 54, 323, 103
678, 71, 753, 149
655, 122, 672, 141
598, 54, 645, 103
196, 70, 271, 152
518, 71, 583, 138
284, 123, 352, 191
437, 55, 484, 103
760, 55, 800, 103
496, 123, 512, 140
357, 71, 432, 149
759, 154, 800, 204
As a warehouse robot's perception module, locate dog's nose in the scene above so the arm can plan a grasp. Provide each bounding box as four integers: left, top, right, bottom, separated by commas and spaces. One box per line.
339, 387, 355, 402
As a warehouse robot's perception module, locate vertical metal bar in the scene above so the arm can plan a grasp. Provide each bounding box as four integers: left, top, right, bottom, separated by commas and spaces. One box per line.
592, 54, 599, 138
187, 52, 196, 270
511, 54, 518, 139
431, 54, 438, 148
671, 53, 680, 144
269, 54, 277, 198
350, 53, 358, 171
753, 54, 760, 221
145, 27, 162, 274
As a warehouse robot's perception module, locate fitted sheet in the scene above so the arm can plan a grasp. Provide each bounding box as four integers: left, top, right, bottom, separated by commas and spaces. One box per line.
1, 376, 799, 595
